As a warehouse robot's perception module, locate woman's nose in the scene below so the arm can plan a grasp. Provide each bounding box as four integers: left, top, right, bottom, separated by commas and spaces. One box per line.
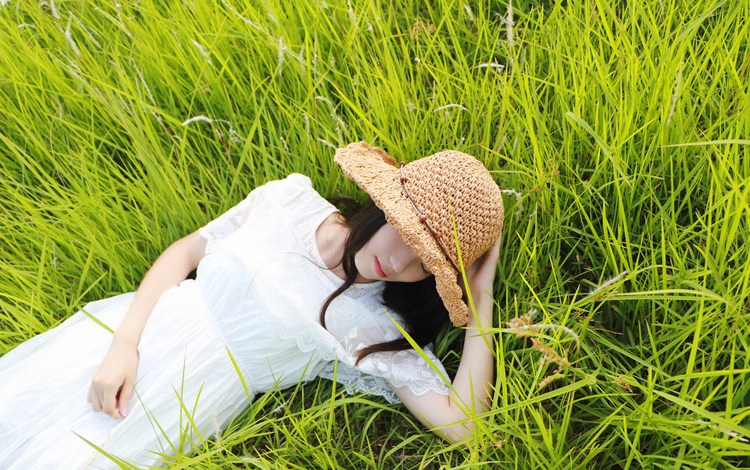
392, 247, 419, 274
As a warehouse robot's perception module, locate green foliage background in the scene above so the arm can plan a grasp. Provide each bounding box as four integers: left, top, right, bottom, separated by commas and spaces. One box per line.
1, 0, 748, 468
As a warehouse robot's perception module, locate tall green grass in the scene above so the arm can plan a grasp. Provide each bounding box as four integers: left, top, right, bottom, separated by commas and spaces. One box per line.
1, 0, 748, 468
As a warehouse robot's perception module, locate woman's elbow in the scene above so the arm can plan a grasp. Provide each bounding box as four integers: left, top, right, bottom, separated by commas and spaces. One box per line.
436, 416, 477, 444
439, 398, 490, 443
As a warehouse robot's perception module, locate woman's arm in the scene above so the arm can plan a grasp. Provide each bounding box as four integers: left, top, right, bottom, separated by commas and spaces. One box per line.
391, 293, 495, 443
391, 238, 501, 443
111, 230, 207, 348
87, 230, 207, 419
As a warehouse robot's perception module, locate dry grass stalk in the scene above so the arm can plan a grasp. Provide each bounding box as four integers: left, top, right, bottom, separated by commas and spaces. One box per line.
612, 375, 634, 393
408, 19, 436, 37
531, 338, 571, 367
538, 368, 566, 389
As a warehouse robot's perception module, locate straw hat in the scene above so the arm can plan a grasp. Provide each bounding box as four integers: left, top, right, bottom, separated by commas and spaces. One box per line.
334, 141, 504, 327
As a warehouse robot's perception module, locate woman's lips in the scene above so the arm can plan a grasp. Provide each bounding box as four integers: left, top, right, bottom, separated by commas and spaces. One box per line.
374, 257, 387, 278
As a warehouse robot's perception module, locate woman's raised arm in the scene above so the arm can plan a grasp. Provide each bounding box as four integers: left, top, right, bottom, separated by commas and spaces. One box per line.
87, 230, 207, 419
391, 238, 501, 443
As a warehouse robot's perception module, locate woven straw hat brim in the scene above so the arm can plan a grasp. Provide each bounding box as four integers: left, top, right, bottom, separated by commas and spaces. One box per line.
334, 141, 470, 326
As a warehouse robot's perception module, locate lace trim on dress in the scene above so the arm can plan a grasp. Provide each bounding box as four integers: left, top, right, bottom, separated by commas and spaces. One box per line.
317, 342, 452, 404
318, 362, 401, 403
331, 311, 452, 402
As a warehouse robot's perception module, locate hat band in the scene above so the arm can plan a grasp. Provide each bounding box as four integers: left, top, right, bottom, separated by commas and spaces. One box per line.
398, 162, 460, 273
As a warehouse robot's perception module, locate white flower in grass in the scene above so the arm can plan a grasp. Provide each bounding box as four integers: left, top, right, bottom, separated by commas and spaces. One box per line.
264, 1, 278, 27
506, 307, 580, 346
40, 0, 60, 18
212, 414, 221, 445
335, 115, 347, 131
131, 58, 155, 105
65, 58, 84, 82
272, 399, 288, 415
588, 271, 629, 296
219, 0, 262, 31
229, 128, 241, 144
67, 14, 102, 50
191, 40, 212, 65
433, 104, 468, 112
65, 15, 80, 56
347, 0, 357, 25
315, 95, 346, 143
297, 44, 305, 72
312, 38, 320, 75
667, 60, 684, 126
463, 4, 474, 22
476, 61, 505, 75
696, 420, 749, 443
317, 138, 336, 149
501, 188, 523, 218
181, 116, 240, 145
181, 115, 214, 126
277, 36, 286, 74
506, 0, 515, 47
315, 95, 333, 108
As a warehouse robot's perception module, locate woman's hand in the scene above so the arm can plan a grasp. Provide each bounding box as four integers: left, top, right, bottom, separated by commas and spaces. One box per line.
87, 340, 139, 419
463, 237, 502, 301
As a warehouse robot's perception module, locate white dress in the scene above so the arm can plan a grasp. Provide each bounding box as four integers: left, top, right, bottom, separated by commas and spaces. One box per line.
0, 173, 451, 469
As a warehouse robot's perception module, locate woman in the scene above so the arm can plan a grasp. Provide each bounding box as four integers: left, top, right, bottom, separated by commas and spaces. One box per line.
0, 141, 504, 469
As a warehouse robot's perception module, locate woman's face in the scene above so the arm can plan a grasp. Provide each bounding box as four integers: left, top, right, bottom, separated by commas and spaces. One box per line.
354, 223, 433, 284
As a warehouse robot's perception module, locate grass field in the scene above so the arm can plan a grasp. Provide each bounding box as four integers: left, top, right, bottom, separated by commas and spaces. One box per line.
1, 0, 748, 468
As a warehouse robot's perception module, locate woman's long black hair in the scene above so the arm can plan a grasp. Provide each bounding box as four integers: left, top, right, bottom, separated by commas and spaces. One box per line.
319, 196, 450, 364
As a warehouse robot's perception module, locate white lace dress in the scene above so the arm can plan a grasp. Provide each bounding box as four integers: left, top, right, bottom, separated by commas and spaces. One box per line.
0, 173, 450, 469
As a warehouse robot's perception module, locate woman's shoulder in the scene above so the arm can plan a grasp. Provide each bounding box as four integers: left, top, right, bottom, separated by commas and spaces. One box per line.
259, 173, 312, 194
249, 173, 321, 209
280, 172, 313, 188
259, 173, 338, 238
280, 173, 332, 210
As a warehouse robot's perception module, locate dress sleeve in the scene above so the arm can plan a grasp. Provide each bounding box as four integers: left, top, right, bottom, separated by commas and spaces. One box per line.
198, 173, 312, 254
197, 193, 258, 254
319, 303, 452, 403
346, 322, 452, 396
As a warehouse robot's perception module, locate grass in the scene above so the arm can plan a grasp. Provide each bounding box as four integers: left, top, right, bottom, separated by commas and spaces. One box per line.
1, 0, 748, 468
